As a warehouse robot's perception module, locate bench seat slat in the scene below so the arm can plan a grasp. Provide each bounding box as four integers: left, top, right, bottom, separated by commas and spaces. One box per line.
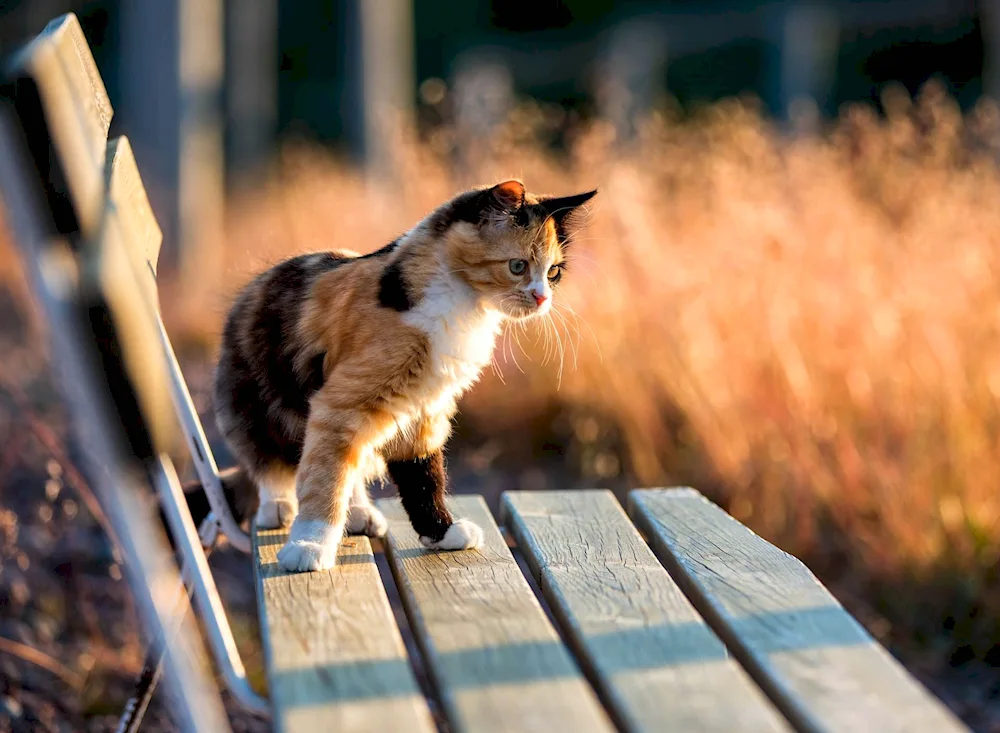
629, 488, 967, 733
377, 495, 614, 733
253, 529, 435, 733
502, 489, 790, 732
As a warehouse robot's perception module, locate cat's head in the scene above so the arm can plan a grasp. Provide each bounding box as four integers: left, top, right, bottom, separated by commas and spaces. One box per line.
434, 180, 596, 320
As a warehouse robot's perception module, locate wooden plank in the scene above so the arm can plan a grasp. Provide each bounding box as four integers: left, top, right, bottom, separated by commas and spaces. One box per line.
377, 495, 614, 733
93, 138, 175, 455
253, 528, 435, 733
105, 136, 162, 281
6, 12, 113, 236
502, 490, 790, 733
629, 488, 968, 733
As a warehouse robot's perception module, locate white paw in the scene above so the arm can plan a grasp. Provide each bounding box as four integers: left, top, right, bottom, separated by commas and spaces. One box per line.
276, 541, 337, 572
277, 518, 341, 573
254, 498, 297, 529
346, 504, 388, 538
420, 519, 484, 551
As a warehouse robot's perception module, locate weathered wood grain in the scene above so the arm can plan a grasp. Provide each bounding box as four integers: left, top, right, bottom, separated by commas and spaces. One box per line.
377, 495, 614, 733
502, 489, 790, 732
94, 135, 175, 454
253, 528, 435, 733
105, 136, 162, 282
6, 12, 113, 236
629, 488, 968, 733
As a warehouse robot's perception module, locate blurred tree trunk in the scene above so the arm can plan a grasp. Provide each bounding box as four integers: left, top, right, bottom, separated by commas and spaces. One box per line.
772, 2, 840, 131
120, 0, 224, 302
225, 0, 277, 184
344, 0, 414, 189
983, 0, 1000, 102
595, 18, 668, 145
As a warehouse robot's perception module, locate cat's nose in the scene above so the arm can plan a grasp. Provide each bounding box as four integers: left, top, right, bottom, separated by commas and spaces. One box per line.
533, 292, 548, 306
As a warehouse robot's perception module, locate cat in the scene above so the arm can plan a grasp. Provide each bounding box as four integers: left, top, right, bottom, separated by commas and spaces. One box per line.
211, 179, 596, 572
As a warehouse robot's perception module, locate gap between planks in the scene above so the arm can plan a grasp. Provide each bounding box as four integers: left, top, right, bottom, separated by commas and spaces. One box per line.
253, 527, 435, 733
629, 488, 968, 733
377, 494, 614, 733
502, 489, 790, 733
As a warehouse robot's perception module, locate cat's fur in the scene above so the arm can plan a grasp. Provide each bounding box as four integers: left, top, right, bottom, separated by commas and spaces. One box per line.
211, 180, 595, 572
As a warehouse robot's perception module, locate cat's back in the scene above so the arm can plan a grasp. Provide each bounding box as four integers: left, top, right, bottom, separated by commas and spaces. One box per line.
233, 250, 352, 315
212, 250, 367, 468
222, 250, 364, 351
215, 252, 354, 405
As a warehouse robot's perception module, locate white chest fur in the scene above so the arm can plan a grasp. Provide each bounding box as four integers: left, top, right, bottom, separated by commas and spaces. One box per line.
402, 274, 503, 404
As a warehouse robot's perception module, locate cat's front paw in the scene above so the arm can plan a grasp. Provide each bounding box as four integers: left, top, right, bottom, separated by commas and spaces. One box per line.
346, 504, 388, 538
277, 518, 340, 572
277, 541, 337, 572
420, 518, 484, 551
254, 498, 297, 529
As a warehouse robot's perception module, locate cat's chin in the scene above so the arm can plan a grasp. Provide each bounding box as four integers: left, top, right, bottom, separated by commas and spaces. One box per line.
510, 305, 550, 321
501, 310, 536, 322
494, 301, 549, 321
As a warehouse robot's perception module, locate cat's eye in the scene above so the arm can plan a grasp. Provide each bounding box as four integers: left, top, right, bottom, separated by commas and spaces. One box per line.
509, 259, 528, 275
547, 264, 563, 283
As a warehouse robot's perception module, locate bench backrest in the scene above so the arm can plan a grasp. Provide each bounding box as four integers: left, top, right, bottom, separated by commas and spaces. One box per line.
5, 13, 172, 448
6, 12, 255, 554
0, 14, 240, 730
7, 13, 112, 239
2, 13, 265, 721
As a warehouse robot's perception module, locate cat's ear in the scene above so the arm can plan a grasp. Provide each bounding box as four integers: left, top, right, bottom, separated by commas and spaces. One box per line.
537, 189, 597, 227
439, 180, 526, 230
489, 180, 526, 211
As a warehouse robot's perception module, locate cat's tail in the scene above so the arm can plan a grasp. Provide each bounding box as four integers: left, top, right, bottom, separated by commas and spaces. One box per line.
171, 465, 260, 533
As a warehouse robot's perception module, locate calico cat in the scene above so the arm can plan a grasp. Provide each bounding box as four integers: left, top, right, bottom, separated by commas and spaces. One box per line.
212, 179, 596, 572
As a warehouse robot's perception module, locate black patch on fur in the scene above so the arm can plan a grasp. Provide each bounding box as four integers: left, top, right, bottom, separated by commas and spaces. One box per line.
388, 451, 453, 541
427, 188, 506, 233
252, 256, 339, 415
305, 352, 326, 395
449, 189, 489, 225
514, 206, 530, 228
378, 260, 412, 311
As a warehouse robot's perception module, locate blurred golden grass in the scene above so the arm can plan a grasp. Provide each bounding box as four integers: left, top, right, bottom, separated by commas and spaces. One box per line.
174, 82, 1000, 675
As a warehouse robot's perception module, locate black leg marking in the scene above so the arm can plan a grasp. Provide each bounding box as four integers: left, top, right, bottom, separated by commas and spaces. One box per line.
387, 451, 452, 541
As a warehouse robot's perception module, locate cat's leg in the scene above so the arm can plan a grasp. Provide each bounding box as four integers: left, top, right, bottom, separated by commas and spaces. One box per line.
346, 454, 388, 537
278, 404, 396, 572
253, 463, 298, 529
387, 414, 484, 551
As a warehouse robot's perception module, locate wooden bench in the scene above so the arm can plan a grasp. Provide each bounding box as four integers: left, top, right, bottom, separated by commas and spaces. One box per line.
255, 490, 967, 732
2, 13, 970, 733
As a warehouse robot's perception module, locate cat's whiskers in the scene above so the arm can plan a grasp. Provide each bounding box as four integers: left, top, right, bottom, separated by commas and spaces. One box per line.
508, 328, 525, 374
554, 301, 602, 364
547, 313, 568, 389
500, 299, 527, 375
489, 345, 506, 383
541, 315, 557, 368
511, 319, 530, 366
549, 305, 580, 371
